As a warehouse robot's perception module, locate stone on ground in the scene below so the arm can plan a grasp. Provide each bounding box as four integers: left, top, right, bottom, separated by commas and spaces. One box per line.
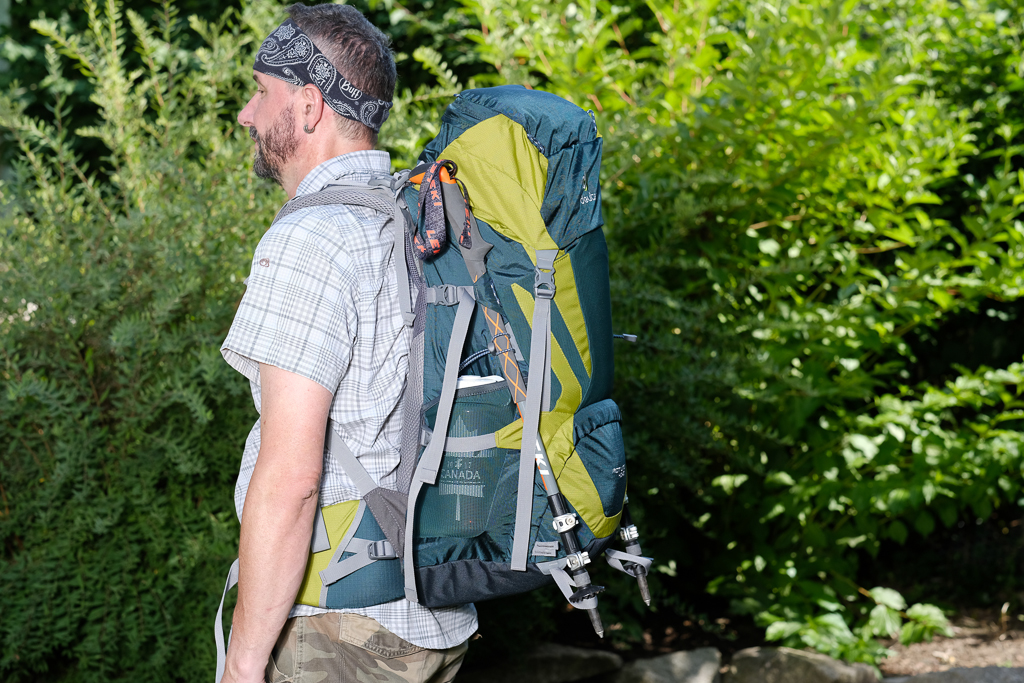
606, 647, 721, 683
722, 646, 875, 683
456, 643, 623, 683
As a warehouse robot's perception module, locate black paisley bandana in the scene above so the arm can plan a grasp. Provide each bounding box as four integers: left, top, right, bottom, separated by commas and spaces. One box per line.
253, 19, 392, 133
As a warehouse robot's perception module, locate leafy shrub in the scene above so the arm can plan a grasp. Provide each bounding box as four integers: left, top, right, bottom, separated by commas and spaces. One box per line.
3, 0, 1024, 679
458, 0, 1023, 662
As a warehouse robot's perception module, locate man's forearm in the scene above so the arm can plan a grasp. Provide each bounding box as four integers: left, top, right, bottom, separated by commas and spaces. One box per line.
223, 363, 332, 683
224, 463, 320, 682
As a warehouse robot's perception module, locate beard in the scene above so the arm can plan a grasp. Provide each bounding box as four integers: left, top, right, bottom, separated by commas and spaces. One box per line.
250, 107, 298, 186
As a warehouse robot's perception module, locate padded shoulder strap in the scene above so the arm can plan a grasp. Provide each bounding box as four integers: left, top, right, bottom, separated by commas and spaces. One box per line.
273, 182, 396, 225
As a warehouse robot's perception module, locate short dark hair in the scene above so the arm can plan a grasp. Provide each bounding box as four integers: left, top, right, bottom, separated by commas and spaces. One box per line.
287, 3, 396, 146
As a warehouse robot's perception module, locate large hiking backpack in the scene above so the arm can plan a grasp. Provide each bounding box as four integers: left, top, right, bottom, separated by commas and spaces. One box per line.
214, 85, 651, 680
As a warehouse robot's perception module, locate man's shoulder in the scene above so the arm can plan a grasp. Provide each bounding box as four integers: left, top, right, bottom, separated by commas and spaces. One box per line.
278, 198, 390, 249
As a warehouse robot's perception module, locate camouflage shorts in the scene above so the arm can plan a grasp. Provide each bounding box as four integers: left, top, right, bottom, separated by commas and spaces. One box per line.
265, 612, 468, 683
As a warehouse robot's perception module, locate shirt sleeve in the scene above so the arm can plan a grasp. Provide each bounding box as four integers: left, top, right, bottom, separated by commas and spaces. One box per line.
221, 217, 358, 392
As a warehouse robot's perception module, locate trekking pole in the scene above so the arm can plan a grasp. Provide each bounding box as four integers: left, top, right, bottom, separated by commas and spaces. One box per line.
619, 495, 651, 606
533, 437, 605, 636
485, 306, 606, 637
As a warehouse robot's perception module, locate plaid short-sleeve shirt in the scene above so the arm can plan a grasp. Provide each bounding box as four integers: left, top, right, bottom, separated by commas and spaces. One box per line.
221, 151, 477, 650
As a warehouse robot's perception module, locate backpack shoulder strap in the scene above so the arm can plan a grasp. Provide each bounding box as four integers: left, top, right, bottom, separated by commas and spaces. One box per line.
271, 178, 418, 328
272, 180, 396, 225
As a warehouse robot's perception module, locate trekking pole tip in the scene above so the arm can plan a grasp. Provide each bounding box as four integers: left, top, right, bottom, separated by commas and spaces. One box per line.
587, 608, 604, 638
637, 574, 651, 606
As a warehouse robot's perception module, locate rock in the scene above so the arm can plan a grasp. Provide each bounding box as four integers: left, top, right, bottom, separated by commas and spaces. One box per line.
722, 647, 875, 683
884, 667, 1024, 682
607, 648, 721, 683
456, 643, 623, 683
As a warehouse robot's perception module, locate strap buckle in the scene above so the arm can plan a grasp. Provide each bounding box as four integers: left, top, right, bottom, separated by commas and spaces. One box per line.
367, 540, 397, 560
426, 285, 460, 306
534, 267, 556, 300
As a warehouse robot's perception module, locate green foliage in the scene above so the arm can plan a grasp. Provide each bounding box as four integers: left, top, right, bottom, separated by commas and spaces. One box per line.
0, 2, 490, 680
453, 0, 1024, 662
0, 1, 273, 679
762, 584, 953, 663
3, 0, 1024, 679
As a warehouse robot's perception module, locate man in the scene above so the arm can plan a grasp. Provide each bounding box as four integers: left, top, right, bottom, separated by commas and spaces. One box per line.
219, 5, 477, 682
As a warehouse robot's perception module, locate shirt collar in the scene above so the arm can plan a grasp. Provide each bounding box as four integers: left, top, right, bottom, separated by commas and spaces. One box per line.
295, 150, 392, 198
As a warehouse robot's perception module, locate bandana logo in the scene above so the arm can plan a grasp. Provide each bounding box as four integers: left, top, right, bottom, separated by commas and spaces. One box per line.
339, 80, 363, 100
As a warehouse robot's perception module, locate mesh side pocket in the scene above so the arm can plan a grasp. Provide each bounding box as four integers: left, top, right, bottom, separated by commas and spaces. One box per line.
417, 382, 518, 539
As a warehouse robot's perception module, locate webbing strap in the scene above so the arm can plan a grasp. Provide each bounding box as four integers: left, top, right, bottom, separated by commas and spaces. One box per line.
213, 558, 240, 683
318, 538, 397, 586
396, 266, 428, 496
511, 249, 558, 572
403, 287, 477, 601
443, 433, 498, 453
326, 421, 378, 498
319, 501, 366, 607
605, 548, 654, 577
273, 184, 394, 225
311, 507, 330, 553
537, 558, 599, 610
393, 194, 416, 327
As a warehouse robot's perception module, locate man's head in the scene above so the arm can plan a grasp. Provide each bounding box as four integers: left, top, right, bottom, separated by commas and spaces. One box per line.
237, 4, 396, 192
286, 3, 396, 148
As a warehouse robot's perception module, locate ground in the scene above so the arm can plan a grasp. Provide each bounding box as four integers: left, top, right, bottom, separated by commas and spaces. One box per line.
880, 610, 1024, 678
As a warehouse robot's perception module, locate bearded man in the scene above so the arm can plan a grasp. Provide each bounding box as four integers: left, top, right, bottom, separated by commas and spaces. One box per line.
218, 5, 477, 682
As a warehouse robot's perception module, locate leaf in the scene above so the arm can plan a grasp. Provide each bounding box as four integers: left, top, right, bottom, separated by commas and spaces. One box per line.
759, 238, 780, 256
765, 621, 803, 641
914, 511, 936, 537
712, 474, 749, 495
869, 586, 907, 611
848, 434, 879, 460
906, 604, 952, 633
900, 620, 927, 645
887, 520, 908, 545
867, 604, 902, 638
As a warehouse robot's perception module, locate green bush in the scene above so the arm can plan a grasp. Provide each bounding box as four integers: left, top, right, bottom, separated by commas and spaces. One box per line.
457, 0, 1023, 662
0, 1, 477, 678
3, 0, 1024, 679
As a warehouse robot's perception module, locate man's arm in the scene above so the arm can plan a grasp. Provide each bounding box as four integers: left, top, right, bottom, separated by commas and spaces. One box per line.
222, 363, 333, 683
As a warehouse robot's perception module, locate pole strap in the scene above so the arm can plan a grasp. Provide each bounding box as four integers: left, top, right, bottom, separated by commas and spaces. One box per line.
213, 558, 240, 683
605, 548, 654, 578
537, 558, 599, 610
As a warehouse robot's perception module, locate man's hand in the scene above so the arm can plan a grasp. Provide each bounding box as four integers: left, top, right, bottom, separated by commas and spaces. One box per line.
222, 363, 333, 683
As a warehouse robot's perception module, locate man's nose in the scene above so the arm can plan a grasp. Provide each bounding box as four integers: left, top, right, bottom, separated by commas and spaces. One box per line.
238, 94, 257, 127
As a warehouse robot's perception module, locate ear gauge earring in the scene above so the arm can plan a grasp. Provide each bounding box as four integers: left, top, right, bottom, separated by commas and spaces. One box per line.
303, 123, 316, 134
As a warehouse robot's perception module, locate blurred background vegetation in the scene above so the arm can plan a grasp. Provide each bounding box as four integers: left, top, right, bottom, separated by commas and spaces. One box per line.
2, 0, 1024, 679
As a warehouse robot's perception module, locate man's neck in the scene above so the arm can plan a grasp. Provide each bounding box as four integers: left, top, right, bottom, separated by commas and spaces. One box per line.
282, 136, 375, 199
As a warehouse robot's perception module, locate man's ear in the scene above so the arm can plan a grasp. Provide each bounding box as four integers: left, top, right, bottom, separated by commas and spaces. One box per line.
302, 84, 326, 132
